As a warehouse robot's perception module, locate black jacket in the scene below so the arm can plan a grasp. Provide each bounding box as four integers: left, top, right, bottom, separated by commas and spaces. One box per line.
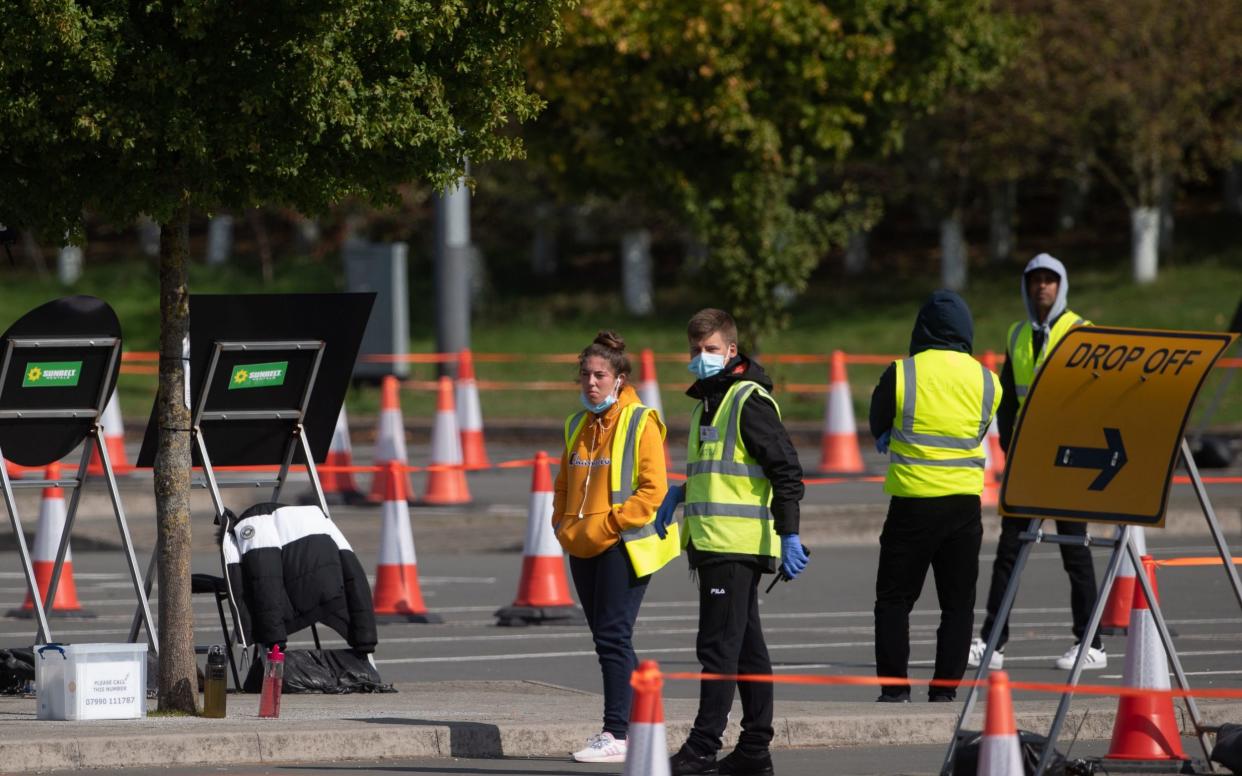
223, 502, 378, 653
870, 290, 976, 440
685, 355, 804, 570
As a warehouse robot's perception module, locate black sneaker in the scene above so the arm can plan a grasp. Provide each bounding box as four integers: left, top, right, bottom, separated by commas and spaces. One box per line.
928, 693, 955, 702
670, 744, 718, 775
876, 691, 911, 703
718, 748, 775, 776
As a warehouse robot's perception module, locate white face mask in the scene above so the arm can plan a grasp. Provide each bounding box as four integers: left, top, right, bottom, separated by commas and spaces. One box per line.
688, 352, 727, 380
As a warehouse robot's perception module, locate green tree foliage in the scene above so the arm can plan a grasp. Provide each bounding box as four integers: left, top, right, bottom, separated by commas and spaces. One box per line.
526, 0, 1013, 345
0, 0, 565, 711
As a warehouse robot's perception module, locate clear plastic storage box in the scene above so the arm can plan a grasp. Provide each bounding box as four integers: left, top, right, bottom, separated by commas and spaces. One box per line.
35, 643, 147, 720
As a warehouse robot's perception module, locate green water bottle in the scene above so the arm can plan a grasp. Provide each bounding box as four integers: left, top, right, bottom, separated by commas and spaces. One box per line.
202, 645, 228, 718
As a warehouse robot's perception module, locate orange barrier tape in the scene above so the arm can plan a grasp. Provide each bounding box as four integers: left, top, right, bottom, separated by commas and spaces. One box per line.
661, 670, 1242, 701
1155, 556, 1242, 568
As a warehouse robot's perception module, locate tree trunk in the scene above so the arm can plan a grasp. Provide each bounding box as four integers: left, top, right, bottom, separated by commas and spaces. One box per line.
530, 203, 557, 277
21, 232, 48, 279
1056, 160, 1091, 231
844, 229, 869, 275
1131, 206, 1159, 284
155, 205, 198, 713
247, 209, 273, 284
205, 214, 234, 266
57, 243, 83, 285
1225, 161, 1242, 215
939, 215, 967, 291
988, 179, 1016, 264
621, 228, 654, 316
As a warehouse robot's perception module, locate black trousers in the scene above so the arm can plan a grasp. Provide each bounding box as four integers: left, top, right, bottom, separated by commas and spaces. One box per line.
874, 495, 982, 700
980, 517, 1101, 650
686, 560, 774, 757
569, 544, 650, 738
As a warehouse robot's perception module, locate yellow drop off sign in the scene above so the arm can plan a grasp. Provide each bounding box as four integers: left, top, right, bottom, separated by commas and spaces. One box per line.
1001, 327, 1237, 526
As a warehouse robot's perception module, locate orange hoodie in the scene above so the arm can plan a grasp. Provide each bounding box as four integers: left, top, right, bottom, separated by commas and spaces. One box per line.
552, 384, 668, 559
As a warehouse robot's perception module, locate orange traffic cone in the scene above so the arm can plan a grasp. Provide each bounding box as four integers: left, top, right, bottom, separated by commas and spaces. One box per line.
368, 376, 416, 504
637, 348, 664, 417
372, 461, 441, 623
623, 661, 670, 776
977, 671, 1023, 776
1101, 527, 1148, 636
496, 451, 584, 626
423, 376, 471, 505
456, 350, 490, 470
321, 407, 366, 505
87, 388, 132, 477
1106, 556, 1187, 763
4, 459, 31, 480
7, 463, 94, 619
981, 351, 1005, 509
819, 350, 864, 473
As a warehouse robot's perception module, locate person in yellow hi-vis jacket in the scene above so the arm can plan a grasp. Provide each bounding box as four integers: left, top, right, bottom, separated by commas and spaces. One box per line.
553, 330, 677, 764
869, 290, 1001, 703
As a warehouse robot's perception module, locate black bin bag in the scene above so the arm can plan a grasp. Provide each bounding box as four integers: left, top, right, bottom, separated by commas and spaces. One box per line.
243, 648, 395, 694
952, 729, 1066, 776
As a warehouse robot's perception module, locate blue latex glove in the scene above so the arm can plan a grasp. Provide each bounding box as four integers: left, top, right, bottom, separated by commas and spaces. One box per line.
875, 430, 891, 454
780, 533, 809, 580
654, 484, 685, 539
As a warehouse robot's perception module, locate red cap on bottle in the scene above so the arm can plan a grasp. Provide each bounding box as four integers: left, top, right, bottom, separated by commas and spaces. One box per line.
268, 644, 284, 662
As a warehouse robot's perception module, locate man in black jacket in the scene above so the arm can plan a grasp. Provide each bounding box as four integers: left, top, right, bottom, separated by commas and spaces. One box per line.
655, 308, 809, 776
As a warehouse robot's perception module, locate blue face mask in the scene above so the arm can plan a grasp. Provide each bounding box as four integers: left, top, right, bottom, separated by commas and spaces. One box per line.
688, 352, 727, 381
580, 383, 619, 414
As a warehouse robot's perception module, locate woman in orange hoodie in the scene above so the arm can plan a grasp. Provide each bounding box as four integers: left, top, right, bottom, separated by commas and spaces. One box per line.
555, 331, 669, 764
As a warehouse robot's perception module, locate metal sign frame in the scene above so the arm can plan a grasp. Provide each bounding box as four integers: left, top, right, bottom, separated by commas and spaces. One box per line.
0, 336, 156, 650
128, 339, 329, 648
941, 442, 1242, 775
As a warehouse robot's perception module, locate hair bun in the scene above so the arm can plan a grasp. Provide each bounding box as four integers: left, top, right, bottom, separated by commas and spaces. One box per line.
594, 330, 625, 353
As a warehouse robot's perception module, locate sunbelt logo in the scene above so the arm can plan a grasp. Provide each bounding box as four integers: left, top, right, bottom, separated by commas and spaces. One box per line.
22, 361, 82, 388
228, 361, 288, 390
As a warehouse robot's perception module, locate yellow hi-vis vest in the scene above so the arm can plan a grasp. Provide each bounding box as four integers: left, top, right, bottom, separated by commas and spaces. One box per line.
885, 350, 1002, 498
684, 381, 779, 558
564, 403, 679, 577
1007, 310, 1090, 408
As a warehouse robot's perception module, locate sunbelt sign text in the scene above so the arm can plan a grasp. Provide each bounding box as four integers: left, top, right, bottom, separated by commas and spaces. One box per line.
229, 361, 288, 390
23, 361, 83, 388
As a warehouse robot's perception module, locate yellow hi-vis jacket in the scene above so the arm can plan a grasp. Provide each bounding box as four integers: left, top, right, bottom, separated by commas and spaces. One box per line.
1007, 310, 1090, 408
563, 402, 680, 577
884, 350, 1002, 498
684, 380, 779, 558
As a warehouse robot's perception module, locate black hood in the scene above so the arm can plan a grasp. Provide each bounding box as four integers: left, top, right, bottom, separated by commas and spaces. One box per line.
909, 290, 974, 356
686, 353, 774, 399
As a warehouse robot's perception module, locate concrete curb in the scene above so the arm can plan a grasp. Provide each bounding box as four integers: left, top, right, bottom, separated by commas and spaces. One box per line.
1, 692, 1238, 772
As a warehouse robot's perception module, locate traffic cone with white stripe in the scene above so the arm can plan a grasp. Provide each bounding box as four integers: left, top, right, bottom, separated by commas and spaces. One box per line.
981, 351, 1005, 509
1105, 556, 1187, 763
495, 451, 583, 626
87, 388, 131, 477
819, 350, 864, 473
637, 348, 664, 417
321, 407, 366, 505
623, 660, 670, 776
423, 376, 471, 505
1100, 526, 1148, 636
456, 349, 490, 470
7, 462, 94, 619
372, 461, 441, 623
368, 376, 416, 504
977, 670, 1023, 776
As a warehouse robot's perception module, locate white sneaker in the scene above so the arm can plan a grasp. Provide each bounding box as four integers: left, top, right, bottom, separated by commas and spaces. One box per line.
967, 638, 1004, 670
1055, 643, 1107, 671
572, 731, 628, 763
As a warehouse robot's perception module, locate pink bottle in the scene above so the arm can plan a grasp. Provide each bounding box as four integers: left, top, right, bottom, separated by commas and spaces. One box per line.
257, 644, 285, 718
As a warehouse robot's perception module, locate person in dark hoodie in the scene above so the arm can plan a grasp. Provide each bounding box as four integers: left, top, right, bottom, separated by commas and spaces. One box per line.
654, 308, 809, 776
869, 290, 1001, 702
968, 254, 1104, 673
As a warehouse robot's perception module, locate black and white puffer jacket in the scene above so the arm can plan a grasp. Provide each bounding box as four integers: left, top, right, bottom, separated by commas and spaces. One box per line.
222, 502, 378, 653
